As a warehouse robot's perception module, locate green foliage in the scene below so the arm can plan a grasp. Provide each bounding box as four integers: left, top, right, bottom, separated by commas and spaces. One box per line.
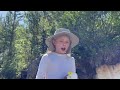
0, 11, 120, 79
14, 26, 30, 77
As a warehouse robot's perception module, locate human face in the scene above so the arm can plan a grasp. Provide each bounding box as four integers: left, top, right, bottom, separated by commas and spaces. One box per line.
53, 35, 70, 54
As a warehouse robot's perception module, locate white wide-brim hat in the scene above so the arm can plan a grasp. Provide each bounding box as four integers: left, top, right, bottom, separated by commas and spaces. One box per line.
45, 28, 79, 53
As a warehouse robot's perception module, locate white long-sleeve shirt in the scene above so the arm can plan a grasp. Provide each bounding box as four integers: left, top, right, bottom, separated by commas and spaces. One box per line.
36, 52, 76, 79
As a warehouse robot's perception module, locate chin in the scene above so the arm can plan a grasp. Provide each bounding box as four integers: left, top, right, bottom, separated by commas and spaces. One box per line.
59, 51, 66, 54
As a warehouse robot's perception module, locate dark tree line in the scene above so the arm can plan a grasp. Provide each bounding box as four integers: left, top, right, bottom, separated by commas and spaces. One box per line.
0, 11, 120, 79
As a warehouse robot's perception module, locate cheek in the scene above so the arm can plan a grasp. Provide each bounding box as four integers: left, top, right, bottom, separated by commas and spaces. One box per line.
53, 41, 59, 46
54, 43, 61, 48
66, 43, 70, 47
53, 41, 58, 49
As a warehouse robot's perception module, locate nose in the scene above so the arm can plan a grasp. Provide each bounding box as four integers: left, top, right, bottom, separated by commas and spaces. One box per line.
63, 43, 66, 46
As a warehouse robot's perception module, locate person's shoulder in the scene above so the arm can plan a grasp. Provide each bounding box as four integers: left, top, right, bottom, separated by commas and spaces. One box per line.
42, 53, 49, 57
42, 52, 52, 59
41, 53, 49, 60
40, 53, 51, 63
71, 57, 75, 61
70, 57, 76, 64
67, 56, 75, 61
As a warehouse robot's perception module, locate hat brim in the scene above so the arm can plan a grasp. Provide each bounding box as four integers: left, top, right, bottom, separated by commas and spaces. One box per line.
45, 32, 79, 52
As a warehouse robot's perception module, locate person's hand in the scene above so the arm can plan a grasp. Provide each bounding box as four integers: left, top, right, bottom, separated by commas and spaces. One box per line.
67, 72, 78, 79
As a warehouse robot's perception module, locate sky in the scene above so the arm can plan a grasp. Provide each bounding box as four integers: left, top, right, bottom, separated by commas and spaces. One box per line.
0, 11, 7, 17
0, 11, 25, 26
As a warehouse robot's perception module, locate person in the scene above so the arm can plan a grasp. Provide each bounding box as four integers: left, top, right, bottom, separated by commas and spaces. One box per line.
36, 28, 79, 79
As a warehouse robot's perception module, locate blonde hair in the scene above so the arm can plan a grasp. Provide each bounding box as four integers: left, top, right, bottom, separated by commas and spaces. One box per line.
46, 34, 72, 57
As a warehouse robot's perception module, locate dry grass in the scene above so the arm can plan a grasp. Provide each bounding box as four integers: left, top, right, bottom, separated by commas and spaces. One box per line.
96, 63, 120, 79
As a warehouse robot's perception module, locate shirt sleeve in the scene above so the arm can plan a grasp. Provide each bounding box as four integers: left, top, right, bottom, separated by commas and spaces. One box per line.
71, 57, 76, 73
71, 57, 78, 79
36, 54, 49, 79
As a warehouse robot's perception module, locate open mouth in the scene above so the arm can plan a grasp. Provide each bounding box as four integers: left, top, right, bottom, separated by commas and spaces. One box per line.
61, 48, 66, 51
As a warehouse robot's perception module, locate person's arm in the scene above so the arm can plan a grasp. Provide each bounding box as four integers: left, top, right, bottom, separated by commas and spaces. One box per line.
69, 57, 78, 79
64, 57, 77, 79
71, 57, 76, 73
36, 54, 49, 79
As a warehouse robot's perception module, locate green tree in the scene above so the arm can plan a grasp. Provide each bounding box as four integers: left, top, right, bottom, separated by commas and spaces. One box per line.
0, 11, 23, 78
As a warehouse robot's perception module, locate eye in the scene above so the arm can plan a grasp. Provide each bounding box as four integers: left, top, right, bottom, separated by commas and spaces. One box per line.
60, 40, 63, 42
65, 41, 69, 44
